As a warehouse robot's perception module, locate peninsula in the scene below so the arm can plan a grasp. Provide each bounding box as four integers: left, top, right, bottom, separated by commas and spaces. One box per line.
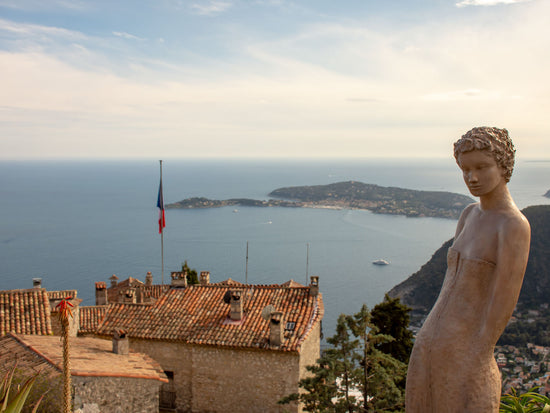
167, 181, 474, 219
545, 189, 550, 198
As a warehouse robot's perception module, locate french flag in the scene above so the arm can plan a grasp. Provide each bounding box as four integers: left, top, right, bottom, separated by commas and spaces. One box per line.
157, 178, 166, 234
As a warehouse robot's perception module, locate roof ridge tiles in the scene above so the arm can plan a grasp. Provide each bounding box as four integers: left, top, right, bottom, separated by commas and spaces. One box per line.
95, 283, 322, 353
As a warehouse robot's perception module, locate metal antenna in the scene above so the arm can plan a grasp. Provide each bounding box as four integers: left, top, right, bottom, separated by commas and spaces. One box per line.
245, 241, 249, 284
306, 243, 309, 285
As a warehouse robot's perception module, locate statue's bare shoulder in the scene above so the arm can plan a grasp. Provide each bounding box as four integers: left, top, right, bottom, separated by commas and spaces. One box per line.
496, 207, 531, 255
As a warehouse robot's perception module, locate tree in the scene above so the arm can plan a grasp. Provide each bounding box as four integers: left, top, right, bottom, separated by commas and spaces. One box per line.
370, 295, 413, 394
370, 295, 413, 364
278, 315, 357, 412
181, 260, 199, 285
279, 303, 407, 412
346, 304, 406, 412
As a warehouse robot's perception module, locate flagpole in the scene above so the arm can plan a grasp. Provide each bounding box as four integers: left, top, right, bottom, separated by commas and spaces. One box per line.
160, 160, 164, 286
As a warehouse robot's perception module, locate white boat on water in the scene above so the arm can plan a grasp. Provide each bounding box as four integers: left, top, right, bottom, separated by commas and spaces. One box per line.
372, 259, 389, 265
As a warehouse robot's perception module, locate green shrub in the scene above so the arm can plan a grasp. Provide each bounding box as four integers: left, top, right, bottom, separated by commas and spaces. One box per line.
500, 387, 550, 413
0, 364, 42, 413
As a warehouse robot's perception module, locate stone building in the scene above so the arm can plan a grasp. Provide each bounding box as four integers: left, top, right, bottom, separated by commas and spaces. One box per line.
94, 276, 324, 413
0, 332, 168, 413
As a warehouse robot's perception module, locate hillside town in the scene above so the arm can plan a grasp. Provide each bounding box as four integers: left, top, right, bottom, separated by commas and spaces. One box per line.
495, 304, 550, 396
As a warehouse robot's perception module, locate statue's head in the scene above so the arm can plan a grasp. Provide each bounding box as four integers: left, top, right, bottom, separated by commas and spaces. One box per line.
453, 126, 516, 183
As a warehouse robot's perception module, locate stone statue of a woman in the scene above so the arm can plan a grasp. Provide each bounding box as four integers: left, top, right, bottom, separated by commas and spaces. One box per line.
405, 127, 531, 412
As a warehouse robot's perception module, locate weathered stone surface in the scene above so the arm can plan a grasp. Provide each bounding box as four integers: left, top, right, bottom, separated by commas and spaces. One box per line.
131, 324, 321, 413
73, 376, 161, 413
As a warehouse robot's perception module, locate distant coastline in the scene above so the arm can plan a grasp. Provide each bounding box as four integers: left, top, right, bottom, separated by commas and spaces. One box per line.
167, 181, 474, 219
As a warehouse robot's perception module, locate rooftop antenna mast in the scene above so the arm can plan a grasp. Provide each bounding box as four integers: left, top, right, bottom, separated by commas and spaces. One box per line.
245, 241, 249, 284
305, 243, 309, 285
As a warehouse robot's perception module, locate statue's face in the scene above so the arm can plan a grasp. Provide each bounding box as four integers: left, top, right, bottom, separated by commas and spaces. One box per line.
457, 149, 506, 197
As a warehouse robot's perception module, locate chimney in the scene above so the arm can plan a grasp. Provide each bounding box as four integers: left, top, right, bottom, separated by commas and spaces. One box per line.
309, 276, 319, 297
112, 329, 129, 355
200, 271, 210, 286
120, 289, 136, 304
95, 281, 108, 305
145, 271, 153, 286
170, 271, 188, 288
109, 274, 119, 288
229, 289, 243, 321
32, 278, 42, 289
269, 311, 284, 346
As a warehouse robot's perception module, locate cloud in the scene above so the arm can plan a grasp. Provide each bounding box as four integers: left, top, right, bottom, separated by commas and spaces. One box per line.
112, 31, 144, 41
421, 89, 502, 101
456, 0, 532, 7
0, 0, 89, 11
190, 1, 232, 15
1, 1, 549, 159
0, 18, 86, 40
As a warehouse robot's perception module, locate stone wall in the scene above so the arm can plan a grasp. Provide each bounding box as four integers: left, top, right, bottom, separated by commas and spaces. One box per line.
73, 375, 161, 413
131, 339, 306, 413
298, 322, 321, 380
131, 339, 193, 412
191, 345, 300, 413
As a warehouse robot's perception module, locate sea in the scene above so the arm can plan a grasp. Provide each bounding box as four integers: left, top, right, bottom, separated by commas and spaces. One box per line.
1, 158, 549, 336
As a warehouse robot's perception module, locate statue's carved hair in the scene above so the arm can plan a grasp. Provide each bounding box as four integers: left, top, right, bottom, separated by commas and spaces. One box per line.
453, 126, 516, 183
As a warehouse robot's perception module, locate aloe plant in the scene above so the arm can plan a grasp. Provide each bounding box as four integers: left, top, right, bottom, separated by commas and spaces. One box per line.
0, 365, 42, 413
500, 387, 550, 413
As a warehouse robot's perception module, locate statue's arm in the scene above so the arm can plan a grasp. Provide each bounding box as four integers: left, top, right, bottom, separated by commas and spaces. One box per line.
483, 213, 531, 336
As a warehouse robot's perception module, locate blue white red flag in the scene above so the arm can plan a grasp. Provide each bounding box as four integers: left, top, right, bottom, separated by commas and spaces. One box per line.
157, 179, 165, 234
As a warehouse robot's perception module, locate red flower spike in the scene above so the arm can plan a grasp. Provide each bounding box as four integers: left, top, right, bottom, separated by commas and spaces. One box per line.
56, 297, 74, 320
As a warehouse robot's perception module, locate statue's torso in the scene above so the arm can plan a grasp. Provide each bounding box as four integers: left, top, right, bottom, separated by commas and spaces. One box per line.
405, 247, 501, 413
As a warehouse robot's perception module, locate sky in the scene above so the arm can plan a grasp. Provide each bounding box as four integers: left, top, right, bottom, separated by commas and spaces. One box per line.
0, 0, 549, 159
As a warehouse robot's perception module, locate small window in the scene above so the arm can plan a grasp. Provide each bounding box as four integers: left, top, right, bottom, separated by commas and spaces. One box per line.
285, 322, 296, 331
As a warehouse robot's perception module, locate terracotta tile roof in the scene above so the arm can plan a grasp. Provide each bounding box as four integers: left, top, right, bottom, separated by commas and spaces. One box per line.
140, 284, 170, 300
47, 290, 78, 300
96, 281, 323, 353
0, 333, 59, 377
0, 289, 52, 336
79, 306, 108, 334
2, 333, 168, 383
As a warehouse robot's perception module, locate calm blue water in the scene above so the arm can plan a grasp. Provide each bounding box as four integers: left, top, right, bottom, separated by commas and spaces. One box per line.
1, 158, 548, 335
